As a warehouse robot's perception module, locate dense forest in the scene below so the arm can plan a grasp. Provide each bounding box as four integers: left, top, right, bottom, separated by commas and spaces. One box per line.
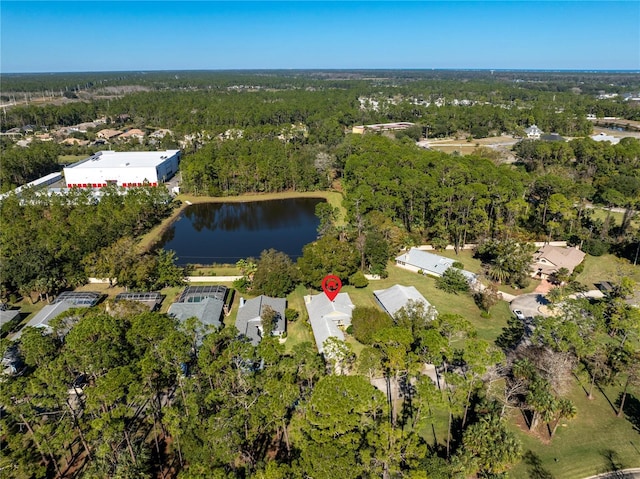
1, 71, 639, 478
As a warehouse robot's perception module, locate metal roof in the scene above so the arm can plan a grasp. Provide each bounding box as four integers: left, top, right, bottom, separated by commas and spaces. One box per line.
304, 293, 354, 354
373, 285, 433, 318
396, 248, 477, 282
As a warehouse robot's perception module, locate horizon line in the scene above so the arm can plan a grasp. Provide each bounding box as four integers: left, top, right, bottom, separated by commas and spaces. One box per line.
3, 68, 640, 75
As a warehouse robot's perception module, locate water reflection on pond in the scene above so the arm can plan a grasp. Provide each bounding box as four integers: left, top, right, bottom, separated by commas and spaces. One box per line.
159, 198, 322, 265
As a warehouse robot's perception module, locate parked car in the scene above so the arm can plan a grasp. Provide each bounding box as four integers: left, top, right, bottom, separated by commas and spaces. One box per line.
513, 309, 526, 320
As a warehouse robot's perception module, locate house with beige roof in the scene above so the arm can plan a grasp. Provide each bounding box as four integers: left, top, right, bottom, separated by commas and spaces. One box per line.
96, 129, 123, 140
119, 128, 146, 141
532, 244, 586, 279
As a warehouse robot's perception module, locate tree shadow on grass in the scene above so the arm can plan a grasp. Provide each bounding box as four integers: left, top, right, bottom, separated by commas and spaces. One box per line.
619, 394, 640, 433
523, 450, 555, 479
597, 383, 618, 415
598, 449, 627, 476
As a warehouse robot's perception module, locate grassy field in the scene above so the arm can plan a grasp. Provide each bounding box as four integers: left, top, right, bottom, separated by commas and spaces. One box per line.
190, 265, 241, 276
575, 253, 640, 290
433, 249, 483, 273
508, 376, 640, 479
283, 263, 510, 348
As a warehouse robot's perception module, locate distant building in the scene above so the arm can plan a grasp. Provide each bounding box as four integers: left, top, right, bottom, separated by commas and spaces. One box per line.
395, 248, 477, 284
532, 244, 586, 279
96, 129, 123, 140
235, 295, 287, 345
119, 128, 146, 141
373, 284, 436, 319
63, 149, 180, 188
304, 293, 354, 355
525, 125, 543, 139
540, 133, 566, 142
591, 132, 620, 145
352, 122, 415, 134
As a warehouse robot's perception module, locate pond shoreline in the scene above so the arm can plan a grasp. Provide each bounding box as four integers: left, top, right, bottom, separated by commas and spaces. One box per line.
138, 189, 343, 255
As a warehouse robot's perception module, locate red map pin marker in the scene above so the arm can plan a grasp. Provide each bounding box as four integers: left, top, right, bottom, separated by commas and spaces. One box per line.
321, 275, 342, 302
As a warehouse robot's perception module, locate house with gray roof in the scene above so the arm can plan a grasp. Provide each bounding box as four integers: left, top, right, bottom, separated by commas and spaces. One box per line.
374, 285, 436, 320
168, 285, 228, 330
304, 293, 355, 355
13, 291, 101, 340
395, 248, 477, 283
168, 297, 225, 329
235, 295, 287, 346
0, 309, 21, 330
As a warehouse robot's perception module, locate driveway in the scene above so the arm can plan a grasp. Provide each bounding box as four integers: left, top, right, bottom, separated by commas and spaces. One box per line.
509, 293, 550, 319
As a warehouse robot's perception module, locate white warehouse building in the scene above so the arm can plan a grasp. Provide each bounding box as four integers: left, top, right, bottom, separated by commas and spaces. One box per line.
63, 150, 180, 188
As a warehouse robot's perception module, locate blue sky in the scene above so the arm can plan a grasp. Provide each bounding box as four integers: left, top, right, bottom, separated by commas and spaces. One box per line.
1, 1, 639, 72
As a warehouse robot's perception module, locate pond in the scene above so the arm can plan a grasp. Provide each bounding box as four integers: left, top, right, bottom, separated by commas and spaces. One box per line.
158, 198, 323, 265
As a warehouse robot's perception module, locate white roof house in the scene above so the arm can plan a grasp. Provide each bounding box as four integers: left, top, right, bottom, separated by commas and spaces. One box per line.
395, 248, 477, 283
373, 285, 435, 319
304, 293, 355, 354
63, 149, 180, 188
525, 125, 543, 139
590, 132, 620, 145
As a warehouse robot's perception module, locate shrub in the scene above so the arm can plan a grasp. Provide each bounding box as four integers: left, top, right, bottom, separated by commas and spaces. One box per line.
285, 308, 299, 322
233, 277, 251, 293
582, 239, 610, 256
452, 261, 465, 269
572, 262, 585, 276
351, 307, 392, 344
349, 271, 369, 288
436, 268, 470, 294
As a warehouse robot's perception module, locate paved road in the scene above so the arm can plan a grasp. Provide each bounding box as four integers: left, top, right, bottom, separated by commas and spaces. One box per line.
582, 468, 640, 479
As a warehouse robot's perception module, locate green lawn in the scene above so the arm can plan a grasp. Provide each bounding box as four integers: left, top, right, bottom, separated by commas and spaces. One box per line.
435, 249, 483, 273
588, 207, 639, 230
508, 375, 640, 479
282, 263, 510, 352
575, 253, 640, 290
191, 265, 241, 276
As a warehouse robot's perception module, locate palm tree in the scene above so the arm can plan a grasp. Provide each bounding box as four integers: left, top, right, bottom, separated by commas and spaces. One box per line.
550, 398, 576, 437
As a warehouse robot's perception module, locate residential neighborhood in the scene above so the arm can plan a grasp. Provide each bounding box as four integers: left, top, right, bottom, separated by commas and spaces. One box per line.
1, 65, 639, 479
